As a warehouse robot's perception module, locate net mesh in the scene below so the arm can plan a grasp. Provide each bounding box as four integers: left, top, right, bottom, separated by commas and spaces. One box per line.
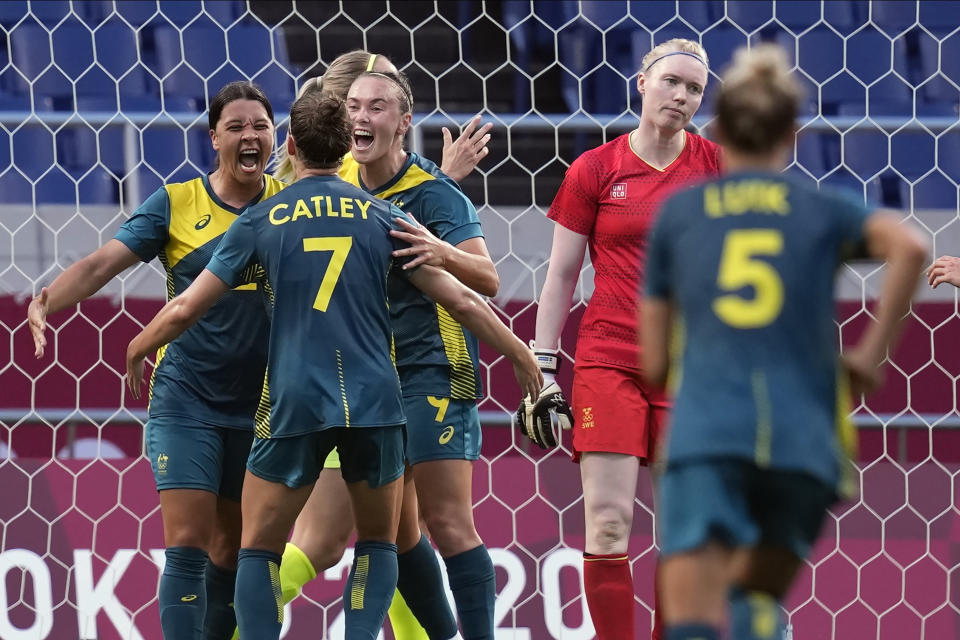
1, 1, 959, 638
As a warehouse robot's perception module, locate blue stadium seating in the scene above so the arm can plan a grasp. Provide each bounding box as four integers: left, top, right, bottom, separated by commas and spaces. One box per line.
869, 0, 917, 36
843, 128, 889, 180
937, 135, 960, 185
92, 19, 145, 89
0, 172, 34, 202
918, 0, 960, 36
77, 168, 122, 204
774, 0, 821, 32
11, 126, 55, 180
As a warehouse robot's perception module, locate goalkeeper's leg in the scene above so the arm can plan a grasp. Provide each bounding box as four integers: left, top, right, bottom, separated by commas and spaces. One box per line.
581, 452, 640, 640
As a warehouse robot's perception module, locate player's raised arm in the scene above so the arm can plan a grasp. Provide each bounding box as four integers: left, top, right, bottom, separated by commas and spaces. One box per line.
27, 239, 141, 358
125, 270, 230, 398
844, 211, 928, 396
441, 114, 492, 182
407, 264, 542, 401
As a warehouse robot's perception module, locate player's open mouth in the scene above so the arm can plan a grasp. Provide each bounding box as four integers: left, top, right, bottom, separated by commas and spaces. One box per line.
239, 148, 260, 172
354, 128, 374, 151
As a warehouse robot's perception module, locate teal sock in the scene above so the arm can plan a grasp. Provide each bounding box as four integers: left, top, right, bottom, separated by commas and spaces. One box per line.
396, 534, 458, 639
159, 546, 208, 640
729, 587, 784, 640
235, 549, 283, 640
203, 561, 237, 640
444, 545, 496, 640
344, 540, 399, 640
665, 624, 720, 640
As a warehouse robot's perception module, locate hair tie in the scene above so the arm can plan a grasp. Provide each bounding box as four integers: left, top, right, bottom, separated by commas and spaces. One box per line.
643, 51, 707, 73
366, 54, 377, 72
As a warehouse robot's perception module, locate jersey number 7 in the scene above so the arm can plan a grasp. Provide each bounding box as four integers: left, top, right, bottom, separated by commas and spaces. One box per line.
712, 229, 784, 328
303, 236, 353, 312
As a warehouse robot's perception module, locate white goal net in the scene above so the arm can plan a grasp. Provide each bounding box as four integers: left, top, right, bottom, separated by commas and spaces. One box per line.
1, 1, 958, 638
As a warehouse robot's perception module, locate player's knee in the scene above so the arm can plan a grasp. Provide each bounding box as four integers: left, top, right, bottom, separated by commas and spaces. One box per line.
421, 510, 479, 556
587, 512, 631, 551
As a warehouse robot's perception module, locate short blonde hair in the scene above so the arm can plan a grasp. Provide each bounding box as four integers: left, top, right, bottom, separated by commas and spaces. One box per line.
273, 50, 392, 182
640, 38, 709, 75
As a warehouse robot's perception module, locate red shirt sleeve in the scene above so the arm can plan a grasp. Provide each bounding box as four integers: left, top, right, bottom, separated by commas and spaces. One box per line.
547, 151, 601, 236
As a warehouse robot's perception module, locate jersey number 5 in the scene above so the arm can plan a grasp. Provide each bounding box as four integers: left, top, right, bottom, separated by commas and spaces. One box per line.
712, 229, 784, 328
303, 237, 353, 312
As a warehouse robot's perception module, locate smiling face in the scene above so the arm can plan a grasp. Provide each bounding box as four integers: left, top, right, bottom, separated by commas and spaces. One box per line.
345, 75, 411, 165
637, 54, 708, 132
209, 98, 275, 186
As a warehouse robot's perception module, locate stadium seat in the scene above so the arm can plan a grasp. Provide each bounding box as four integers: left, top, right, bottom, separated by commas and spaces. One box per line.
11, 126, 55, 180
843, 127, 889, 180
92, 19, 146, 90
890, 131, 936, 181
0, 172, 34, 202
34, 169, 80, 204
0, 1, 28, 27
52, 19, 95, 81
912, 172, 957, 210
937, 135, 960, 185
725, 0, 774, 32
701, 26, 748, 78
676, 1, 722, 30
774, 0, 821, 32
24, 0, 71, 27
917, 36, 960, 107
918, 0, 960, 36
797, 24, 844, 83
9, 22, 50, 90
869, 0, 917, 37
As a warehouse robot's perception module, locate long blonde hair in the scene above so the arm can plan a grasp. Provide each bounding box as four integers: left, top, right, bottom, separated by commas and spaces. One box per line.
273, 50, 391, 182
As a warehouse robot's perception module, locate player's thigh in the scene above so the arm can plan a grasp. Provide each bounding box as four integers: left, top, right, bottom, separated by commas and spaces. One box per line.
290, 465, 356, 566
404, 396, 481, 465
242, 431, 338, 551
338, 425, 406, 542
658, 458, 757, 559
660, 541, 733, 625
146, 416, 241, 495
411, 458, 477, 555
158, 488, 218, 548
570, 364, 666, 463
580, 452, 640, 519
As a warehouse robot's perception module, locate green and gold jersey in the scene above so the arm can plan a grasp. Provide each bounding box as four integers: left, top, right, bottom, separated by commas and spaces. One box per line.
114, 174, 286, 428
340, 152, 485, 400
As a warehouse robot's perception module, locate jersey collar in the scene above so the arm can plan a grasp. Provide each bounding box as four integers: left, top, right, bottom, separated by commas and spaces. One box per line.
202, 173, 267, 214
358, 152, 416, 196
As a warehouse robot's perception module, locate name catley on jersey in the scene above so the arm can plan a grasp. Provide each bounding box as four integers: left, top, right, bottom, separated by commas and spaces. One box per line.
340, 152, 485, 400
207, 174, 418, 438
115, 174, 286, 428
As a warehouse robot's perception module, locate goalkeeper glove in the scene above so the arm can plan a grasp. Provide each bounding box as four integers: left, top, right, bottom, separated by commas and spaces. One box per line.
516, 347, 573, 449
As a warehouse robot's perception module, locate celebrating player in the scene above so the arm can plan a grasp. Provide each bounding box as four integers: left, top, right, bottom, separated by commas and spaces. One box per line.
124, 90, 541, 640
334, 68, 501, 640
26, 81, 283, 639
641, 43, 927, 640
517, 38, 720, 639
265, 50, 493, 640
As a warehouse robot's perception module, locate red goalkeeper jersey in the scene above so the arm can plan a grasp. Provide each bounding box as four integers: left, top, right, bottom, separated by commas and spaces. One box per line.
547, 131, 722, 369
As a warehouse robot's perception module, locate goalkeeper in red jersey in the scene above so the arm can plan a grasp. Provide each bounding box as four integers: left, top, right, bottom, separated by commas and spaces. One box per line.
518, 38, 721, 640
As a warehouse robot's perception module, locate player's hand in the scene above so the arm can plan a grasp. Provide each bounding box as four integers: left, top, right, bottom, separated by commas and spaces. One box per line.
27, 287, 50, 358
126, 346, 146, 400
390, 218, 451, 269
441, 115, 492, 182
515, 347, 572, 449
842, 346, 885, 398
927, 255, 960, 289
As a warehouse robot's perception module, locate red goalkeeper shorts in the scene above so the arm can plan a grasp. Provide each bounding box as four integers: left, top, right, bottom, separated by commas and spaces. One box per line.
570, 362, 669, 464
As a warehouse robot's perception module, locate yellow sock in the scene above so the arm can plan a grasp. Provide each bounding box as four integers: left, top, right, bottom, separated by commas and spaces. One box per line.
388, 588, 430, 640
231, 543, 317, 640
279, 542, 317, 604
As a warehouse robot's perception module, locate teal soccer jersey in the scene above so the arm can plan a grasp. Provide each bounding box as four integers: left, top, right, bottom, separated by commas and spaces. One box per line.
114, 174, 286, 428
644, 171, 870, 492
206, 174, 414, 438
340, 152, 485, 400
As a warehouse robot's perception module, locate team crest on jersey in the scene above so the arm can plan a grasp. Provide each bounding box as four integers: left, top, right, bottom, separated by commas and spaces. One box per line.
580, 407, 595, 429
610, 183, 627, 199
157, 453, 169, 474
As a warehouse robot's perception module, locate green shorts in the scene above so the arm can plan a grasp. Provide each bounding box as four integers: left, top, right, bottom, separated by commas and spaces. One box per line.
403, 396, 481, 465
247, 426, 405, 489
145, 416, 253, 501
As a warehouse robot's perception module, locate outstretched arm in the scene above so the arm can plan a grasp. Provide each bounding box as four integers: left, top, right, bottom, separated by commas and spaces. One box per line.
440, 115, 492, 182
28, 239, 141, 358
408, 265, 542, 401
126, 269, 230, 398
845, 212, 928, 396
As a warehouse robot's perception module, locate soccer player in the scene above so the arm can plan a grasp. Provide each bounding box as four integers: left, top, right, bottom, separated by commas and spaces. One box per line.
641, 44, 927, 640
341, 68, 503, 640
517, 38, 720, 639
267, 50, 492, 640
124, 90, 542, 640
26, 81, 284, 639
